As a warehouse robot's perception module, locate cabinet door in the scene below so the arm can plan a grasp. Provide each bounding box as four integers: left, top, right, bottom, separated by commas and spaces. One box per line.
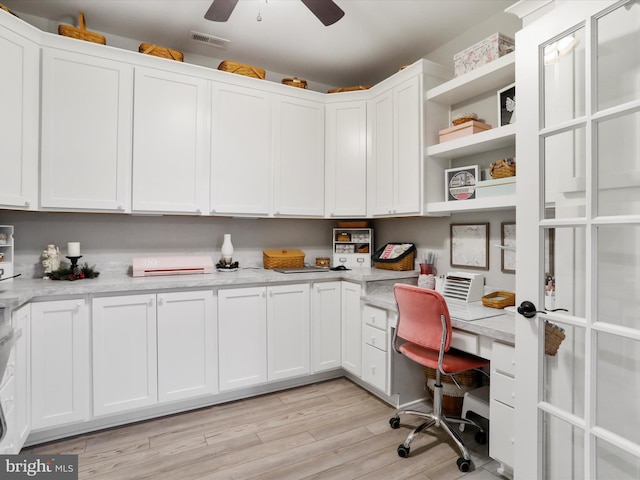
272, 95, 325, 217
92, 294, 157, 416
325, 101, 367, 217
31, 299, 89, 430
267, 284, 310, 381
367, 90, 395, 216
0, 25, 38, 210
12, 304, 30, 451
211, 83, 271, 216
40, 48, 133, 212
132, 67, 210, 214
157, 290, 216, 402
394, 75, 422, 215
341, 281, 362, 376
311, 281, 341, 372
218, 287, 267, 391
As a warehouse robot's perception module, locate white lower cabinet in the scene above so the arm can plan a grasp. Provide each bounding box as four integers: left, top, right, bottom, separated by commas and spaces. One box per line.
218, 284, 310, 391
92, 290, 215, 416
490, 341, 515, 474
311, 281, 342, 372
31, 299, 90, 430
341, 281, 362, 376
361, 305, 389, 393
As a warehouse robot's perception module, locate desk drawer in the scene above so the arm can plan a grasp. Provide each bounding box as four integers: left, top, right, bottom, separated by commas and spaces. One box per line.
490, 398, 514, 468
363, 324, 387, 352
451, 329, 479, 355
492, 341, 515, 376
363, 305, 388, 330
492, 371, 515, 407
362, 344, 388, 393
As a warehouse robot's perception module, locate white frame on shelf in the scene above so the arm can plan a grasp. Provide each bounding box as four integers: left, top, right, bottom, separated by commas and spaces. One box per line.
0, 225, 15, 281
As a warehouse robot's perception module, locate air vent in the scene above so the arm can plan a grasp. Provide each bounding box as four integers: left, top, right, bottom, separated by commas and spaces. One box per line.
190, 31, 230, 49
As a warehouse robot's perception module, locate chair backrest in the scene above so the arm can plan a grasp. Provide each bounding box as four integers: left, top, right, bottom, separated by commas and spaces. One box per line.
393, 284, 452, 352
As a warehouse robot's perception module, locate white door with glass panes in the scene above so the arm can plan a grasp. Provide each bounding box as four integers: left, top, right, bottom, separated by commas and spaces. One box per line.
515, 1, 640, 478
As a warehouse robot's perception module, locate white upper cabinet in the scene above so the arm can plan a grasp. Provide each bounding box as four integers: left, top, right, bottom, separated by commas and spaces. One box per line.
132, 67, 211, 214
210, 83, 271, 216
325, 100, 368, 217
367, 74, 423, 216
272, 95, 325, 217
0, 22, 38, 211
40, 47, 133, 212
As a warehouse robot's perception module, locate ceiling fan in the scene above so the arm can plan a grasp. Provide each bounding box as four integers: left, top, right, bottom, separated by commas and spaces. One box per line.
205, 0, 345, 26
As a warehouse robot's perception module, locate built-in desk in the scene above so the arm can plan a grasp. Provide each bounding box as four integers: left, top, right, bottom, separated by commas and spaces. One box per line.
359, 289, 515, 479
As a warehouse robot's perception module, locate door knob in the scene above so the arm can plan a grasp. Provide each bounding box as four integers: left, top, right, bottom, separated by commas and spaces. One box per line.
517, 301, 542, 319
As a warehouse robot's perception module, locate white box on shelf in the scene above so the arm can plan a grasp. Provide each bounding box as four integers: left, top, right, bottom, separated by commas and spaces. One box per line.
475, 177, 516, 199
454, 33, 515, 77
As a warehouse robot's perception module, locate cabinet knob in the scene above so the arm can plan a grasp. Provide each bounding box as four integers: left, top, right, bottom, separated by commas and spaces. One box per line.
371, 337, 376, 346
371, 365, 376, 374
24, 201, 31, 208
149, 296, 154, 305
117, 205, 125, 211
158, 296, 164, 305
196, 208, 202, 214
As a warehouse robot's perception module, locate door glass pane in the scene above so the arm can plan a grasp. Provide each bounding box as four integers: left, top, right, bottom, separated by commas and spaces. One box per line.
543, 412, 585, 479
596, 437, 640, 479
597, 111, 640, 216
543, 227, 586, 318
543, 27, 586, 127
543, 318, 585, 418
544, 127, 586, 219
597, 225, 640, 328
596, 332, 640, 445
596, 1, 640, 111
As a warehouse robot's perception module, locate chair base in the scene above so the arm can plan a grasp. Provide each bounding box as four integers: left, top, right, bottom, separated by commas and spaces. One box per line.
389, 385, 487, 473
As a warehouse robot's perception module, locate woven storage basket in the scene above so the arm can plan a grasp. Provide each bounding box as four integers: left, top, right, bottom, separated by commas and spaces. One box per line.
58, 12, 106, 45
424, 367, 480, 417
545, 321, 566, 356
282, 77, 307, 89
328, 85, 372, 93
263, 249, 305, 269
490, 158, 516, 179
139, 43, 183, 62
0, 3, 19, 17
218, 60, 266, 79
482, 291, 515, 309
372, 243, 416, 271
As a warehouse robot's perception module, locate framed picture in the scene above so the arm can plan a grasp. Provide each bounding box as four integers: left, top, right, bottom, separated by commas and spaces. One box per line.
498, 82, 516, 126
445, 165, 478, 201
450, 223, 489, 270
501, 222, 516, 273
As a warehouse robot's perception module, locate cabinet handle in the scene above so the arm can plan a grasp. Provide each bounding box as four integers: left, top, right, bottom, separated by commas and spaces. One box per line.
24, 201, 31, 208
117, 205, 124, 211
158, 296, 164, 306
371, 337, 376, 346
371, 365, 376, 374
196, 208, 202, 214
149, 296, 154, 306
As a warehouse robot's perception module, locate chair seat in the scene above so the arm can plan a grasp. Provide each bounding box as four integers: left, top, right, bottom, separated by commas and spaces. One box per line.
400, 342, 489, 373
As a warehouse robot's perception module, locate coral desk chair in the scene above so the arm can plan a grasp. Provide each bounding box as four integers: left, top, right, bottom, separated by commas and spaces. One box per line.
389, 284, 490, 472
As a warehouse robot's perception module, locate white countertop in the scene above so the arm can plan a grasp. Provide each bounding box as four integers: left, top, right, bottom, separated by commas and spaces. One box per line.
362, 290, 515, 344
0, 267, 418, 310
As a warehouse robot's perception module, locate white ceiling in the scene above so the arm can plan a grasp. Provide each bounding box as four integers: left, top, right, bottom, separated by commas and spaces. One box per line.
6, 0, 518, 87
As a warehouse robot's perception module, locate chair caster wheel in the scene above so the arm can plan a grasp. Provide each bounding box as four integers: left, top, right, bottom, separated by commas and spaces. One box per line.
475, 430, 487, 445
389, 416, 400, 429
457, 457, 471, 472
397, 444, 410, 458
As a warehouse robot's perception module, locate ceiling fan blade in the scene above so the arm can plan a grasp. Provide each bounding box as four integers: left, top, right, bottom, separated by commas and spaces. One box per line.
204, 0, 239, 22
300, 0, 345, 26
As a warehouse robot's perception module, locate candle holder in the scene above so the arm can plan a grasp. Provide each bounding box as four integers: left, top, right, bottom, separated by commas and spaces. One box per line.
66, 255, 83, 274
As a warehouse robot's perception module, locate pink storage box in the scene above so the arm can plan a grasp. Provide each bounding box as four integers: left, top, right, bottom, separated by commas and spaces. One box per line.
454, 33, 515, 77
439, 120, 492, 143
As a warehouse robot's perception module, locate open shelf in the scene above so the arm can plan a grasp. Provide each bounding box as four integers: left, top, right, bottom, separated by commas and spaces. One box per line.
426, 52, 516, 105
427, 195, 516, 214
427, 123, 516, 159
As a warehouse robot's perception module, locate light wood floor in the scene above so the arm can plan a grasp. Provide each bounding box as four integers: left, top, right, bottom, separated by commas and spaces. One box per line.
24, 378, 504, 479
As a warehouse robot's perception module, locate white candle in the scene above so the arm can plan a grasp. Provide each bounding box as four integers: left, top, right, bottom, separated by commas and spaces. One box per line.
67, 242, 81, 257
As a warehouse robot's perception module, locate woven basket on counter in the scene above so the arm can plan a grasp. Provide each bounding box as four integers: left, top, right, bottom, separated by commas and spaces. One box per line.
372, 243, 416, 271
263, 249, 305, 269
218, 60, 266, 79
424, 367, 481, 417
139, 43, 183, 62
58, 12, 106, 45
0, 3, 19, 17
481, 291, 515, 309
490, 158, 516, 179
282, 77, 307, 89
